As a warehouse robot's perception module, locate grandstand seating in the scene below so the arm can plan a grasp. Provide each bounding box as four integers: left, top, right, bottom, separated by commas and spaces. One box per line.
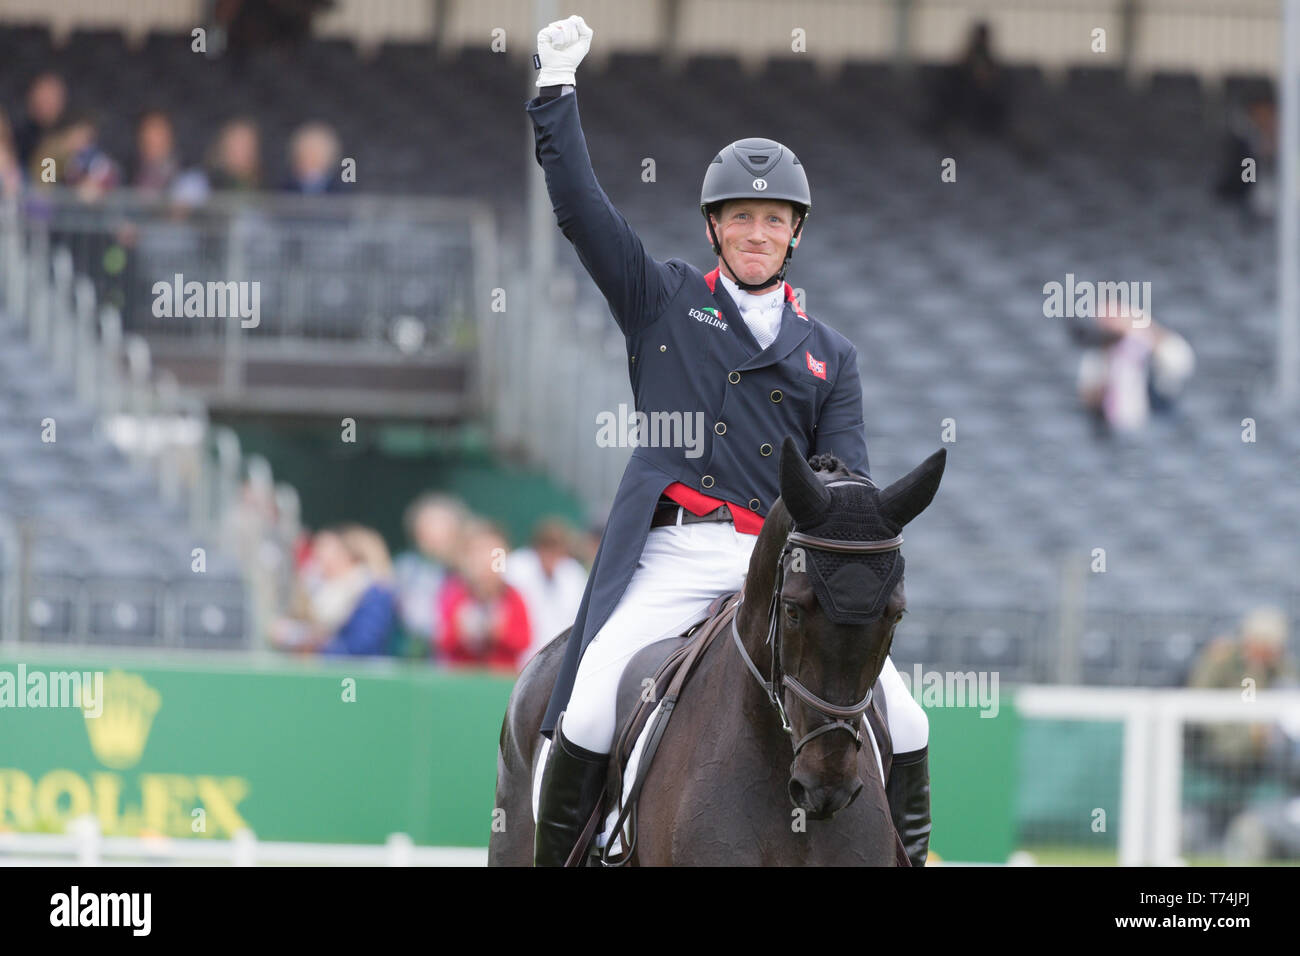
0, 301, 249, 649
1, 27, 1293, 680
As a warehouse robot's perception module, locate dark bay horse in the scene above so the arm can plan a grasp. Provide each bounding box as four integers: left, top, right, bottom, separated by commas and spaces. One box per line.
489, 438, 945, 865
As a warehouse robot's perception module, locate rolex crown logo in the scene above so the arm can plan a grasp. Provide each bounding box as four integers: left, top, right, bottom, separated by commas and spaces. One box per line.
83, 670, 162, 769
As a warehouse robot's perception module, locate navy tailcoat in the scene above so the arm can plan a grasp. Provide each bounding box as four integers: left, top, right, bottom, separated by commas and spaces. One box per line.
526, 91, 871, 736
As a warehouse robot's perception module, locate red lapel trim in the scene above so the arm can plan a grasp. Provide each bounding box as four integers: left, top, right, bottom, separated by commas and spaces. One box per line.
784, 282, 808, 320
708, 268, 805, 323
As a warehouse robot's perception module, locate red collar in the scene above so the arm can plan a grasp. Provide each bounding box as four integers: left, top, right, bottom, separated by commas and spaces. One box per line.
705, 268, 807, 321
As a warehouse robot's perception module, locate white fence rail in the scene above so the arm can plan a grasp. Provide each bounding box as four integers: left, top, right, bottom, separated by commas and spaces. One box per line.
1017, 686, 1300, 866
0, 818, 487, 866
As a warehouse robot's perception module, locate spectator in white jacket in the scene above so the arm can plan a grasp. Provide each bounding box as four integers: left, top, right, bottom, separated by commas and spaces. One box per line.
505, 518, 589, 667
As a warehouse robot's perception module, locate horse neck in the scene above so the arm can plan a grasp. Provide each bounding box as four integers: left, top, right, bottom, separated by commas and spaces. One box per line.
717, 613, 787, 746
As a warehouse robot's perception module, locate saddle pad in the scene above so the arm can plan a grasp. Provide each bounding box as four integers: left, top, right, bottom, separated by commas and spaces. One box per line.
532, 712, 889, 857
529, 599, 732, 843
531, 735, 551, 825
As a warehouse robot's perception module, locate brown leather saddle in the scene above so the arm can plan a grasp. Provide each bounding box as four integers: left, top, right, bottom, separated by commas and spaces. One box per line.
565, 590, 900, 866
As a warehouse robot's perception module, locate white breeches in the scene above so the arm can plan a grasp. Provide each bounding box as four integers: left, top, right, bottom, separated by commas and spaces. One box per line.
560, 521, 929, 758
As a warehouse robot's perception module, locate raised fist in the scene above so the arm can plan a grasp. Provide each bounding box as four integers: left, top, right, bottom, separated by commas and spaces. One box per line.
536, 14, 592, 88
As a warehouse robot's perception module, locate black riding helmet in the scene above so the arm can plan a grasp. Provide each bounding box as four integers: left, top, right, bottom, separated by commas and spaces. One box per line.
700, 137, 811, 291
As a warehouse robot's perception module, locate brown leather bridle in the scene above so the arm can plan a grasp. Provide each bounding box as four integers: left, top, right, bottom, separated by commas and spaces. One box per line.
731, 477, 903, 756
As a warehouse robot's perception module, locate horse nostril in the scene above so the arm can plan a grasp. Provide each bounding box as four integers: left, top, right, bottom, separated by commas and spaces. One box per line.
789, 774, 857, 819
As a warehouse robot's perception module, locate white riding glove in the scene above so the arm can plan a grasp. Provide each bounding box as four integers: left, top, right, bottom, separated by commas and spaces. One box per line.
535, 14, 592, 88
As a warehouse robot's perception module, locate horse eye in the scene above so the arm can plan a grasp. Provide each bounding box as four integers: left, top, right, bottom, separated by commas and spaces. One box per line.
783, 603, 800, 624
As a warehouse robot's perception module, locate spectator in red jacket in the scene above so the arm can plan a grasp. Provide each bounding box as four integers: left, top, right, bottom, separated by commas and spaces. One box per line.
438, 520, 531, 671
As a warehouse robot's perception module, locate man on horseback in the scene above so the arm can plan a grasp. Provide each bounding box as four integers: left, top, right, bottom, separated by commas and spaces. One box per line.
527, 14, 932, 866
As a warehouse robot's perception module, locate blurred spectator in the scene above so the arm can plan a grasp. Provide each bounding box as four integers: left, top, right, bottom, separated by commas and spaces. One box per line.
1214, 95, 1277, 224
0, 109, 23, 200
1187, 606, 1295, 841
505, 518, 589, 664
273, 524, 398, 656
392, 493, 467, 656
220, 477, 295, 636
132, 110, 178, 193
206, 117, 263, 191
573, 516, 605, 571
928, 21, 1009, 137
217, 0, 337, 52
1071, 306, 1194, 435
34, 112, 121, 201
131, 109, 210, 205
1190, 605, 1293, 698
283, 121, 344, 194
14, 72, 66, 168
438, 520, 531, 671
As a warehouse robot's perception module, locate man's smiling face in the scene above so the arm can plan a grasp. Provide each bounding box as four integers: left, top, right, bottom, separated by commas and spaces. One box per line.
706, 199, 801, 292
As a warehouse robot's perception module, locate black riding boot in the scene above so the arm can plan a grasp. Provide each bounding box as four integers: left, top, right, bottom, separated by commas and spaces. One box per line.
534, 715, 608, 867
887, 746, 932, 867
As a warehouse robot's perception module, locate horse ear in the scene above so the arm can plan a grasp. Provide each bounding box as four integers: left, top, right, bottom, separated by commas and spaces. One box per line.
778, 436, 831, 525
878, 448, 947, 528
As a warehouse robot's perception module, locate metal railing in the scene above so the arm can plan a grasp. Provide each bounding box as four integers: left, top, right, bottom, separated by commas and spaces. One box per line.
890, 603, 1292, 688
18, 187, 494, 344
9, 189, 498, 420
0, 197, 303, 649
483, 238, 634, 512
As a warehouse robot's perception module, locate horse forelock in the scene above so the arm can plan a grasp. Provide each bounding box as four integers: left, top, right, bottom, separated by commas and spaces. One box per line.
804, 456, 897, 540
806, 453, 852, 479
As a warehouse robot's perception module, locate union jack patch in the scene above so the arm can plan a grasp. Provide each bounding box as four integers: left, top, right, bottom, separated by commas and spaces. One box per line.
806, 351, 827, 380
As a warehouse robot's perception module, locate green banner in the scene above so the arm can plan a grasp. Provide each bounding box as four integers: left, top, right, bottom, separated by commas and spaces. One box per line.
926, 699, 1020, 864
0, 650, 512, 846
0, 650, 1020, 861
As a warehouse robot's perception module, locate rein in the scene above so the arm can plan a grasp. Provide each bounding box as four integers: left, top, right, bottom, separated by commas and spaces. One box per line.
730, 477, 903, 755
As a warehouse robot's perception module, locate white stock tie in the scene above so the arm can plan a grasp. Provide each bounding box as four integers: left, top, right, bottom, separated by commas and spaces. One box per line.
718, 272, 784, 351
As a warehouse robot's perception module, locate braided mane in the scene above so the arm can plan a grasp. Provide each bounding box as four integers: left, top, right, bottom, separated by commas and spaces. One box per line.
807, 453, 852, 479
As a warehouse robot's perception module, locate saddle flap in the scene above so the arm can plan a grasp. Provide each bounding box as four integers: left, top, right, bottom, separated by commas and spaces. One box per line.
599, 591, 741, 863
610, 590, 740, 768
611, 635, 692, 762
